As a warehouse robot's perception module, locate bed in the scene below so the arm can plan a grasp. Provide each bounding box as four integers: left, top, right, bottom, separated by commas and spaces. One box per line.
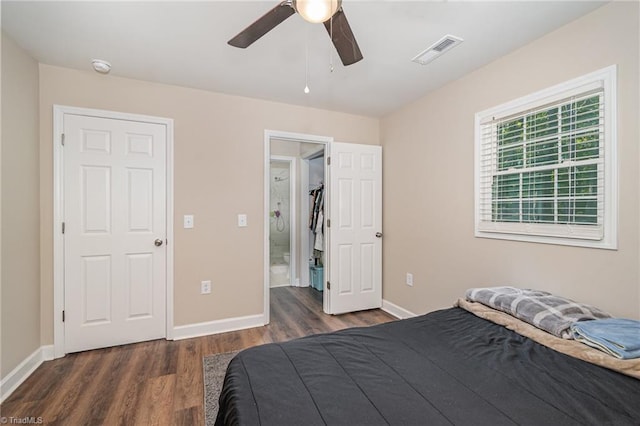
215, 298, 640, 425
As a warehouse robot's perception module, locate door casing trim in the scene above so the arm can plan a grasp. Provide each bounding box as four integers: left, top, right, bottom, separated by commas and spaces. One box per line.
52, 105, 175, 358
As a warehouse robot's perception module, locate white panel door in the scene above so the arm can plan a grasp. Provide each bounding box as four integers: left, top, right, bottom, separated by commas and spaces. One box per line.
328, 142, 382, 314
64, 114, 167, 353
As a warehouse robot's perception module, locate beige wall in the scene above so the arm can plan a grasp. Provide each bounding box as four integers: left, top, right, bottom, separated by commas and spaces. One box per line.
1, 32, 41, 377
381, 3, 640, 319
38, 65, 379, 343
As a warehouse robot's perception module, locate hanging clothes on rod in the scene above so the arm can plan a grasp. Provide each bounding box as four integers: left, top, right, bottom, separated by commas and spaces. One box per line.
309, 183, 324, 265
309, 183, 324, 230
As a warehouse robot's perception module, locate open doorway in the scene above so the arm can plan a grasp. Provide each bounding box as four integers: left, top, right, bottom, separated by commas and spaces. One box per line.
264, 131, 332, 324
264, 131, 384, 323
269, 156, 295, 288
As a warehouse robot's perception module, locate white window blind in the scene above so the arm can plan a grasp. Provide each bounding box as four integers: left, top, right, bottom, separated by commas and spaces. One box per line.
474, 66, 617, 249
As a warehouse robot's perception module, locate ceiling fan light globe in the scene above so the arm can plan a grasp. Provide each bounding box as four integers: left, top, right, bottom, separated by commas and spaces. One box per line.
294, 0, 342, 24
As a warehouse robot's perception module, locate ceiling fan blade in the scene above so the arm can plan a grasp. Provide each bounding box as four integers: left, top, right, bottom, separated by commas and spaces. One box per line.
228, 1, 295, 48
323, 9, 363, 66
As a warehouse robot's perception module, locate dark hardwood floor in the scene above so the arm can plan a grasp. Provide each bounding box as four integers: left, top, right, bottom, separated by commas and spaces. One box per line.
0, 287, 395, 425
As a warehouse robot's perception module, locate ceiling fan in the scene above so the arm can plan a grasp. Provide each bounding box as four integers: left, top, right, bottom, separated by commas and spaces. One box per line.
228, 0, 363, 66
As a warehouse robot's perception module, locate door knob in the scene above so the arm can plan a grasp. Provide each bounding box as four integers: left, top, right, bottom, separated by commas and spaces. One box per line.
154, 239, 164, 247
375, 232, 383, 238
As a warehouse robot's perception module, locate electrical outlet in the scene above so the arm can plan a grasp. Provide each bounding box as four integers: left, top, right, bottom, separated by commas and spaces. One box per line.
201, 280, 211, 294
406, 273, 414, 286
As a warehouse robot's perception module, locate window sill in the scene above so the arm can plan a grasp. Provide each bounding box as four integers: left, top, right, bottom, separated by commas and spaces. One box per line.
474, 229, 617, 250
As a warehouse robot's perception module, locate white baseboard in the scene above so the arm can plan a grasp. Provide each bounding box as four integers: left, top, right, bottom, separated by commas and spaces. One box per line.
270, 283, 292, 288
382, 299, 417, 319
172, 314, 265, 340
1, 345, 54, 403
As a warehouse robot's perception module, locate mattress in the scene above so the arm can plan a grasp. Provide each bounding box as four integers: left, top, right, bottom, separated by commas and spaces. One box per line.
215, 307, 640, 425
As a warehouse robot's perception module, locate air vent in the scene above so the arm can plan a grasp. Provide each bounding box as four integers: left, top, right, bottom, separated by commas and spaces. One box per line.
412, 35, 464, 65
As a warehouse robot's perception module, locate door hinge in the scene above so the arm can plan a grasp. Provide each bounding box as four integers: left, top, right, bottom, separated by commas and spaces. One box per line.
327, 156, 331, 165
327, 281, 331, 290
327, 219, 330, 228
62, 222, 65, 234
62, 310, 65, 322
61, 133, 65, 146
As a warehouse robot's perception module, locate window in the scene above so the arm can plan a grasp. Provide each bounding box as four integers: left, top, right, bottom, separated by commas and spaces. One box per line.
475, 66, 617, 249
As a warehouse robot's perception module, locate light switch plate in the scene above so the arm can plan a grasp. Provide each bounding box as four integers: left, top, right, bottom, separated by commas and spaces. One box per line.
184, 214, 194, 229
238, 214, 247, 227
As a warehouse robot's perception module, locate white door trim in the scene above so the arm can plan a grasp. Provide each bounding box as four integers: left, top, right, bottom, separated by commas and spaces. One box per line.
53, 105, 174, 358
263, 130, 332, 325
299, 159, 310, 287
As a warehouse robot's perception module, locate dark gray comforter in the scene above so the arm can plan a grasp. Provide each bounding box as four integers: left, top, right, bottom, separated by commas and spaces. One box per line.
216, 308, 640, 425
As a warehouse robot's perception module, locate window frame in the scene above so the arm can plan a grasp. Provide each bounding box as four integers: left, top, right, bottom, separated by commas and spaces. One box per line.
474, 65, 617, 249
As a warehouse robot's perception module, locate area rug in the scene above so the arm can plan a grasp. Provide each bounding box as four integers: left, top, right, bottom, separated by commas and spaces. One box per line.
203, 351, 239, 426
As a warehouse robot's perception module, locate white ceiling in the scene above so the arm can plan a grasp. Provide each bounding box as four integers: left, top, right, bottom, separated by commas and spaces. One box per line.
1, 1, 605, 117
